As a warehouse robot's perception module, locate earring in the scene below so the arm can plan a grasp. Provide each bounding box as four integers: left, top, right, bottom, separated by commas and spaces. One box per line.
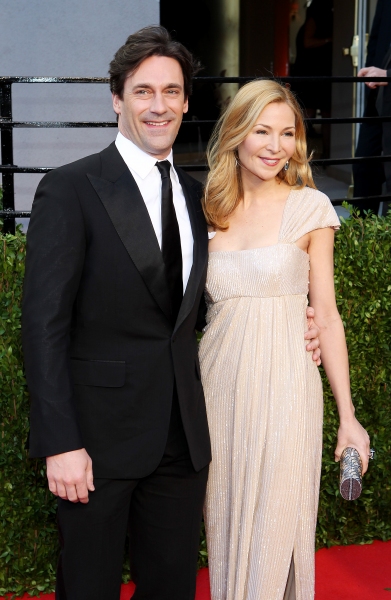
284, 161, 289, 171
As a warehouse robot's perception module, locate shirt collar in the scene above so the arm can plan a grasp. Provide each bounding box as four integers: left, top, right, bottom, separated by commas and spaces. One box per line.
115, 132, 177, 182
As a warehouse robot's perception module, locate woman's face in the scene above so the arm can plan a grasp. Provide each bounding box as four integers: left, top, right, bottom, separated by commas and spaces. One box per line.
237, 102, 296, 182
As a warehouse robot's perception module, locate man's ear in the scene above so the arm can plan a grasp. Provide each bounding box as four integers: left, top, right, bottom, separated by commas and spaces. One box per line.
112, 93, 121, 116
183, 97, 189, 114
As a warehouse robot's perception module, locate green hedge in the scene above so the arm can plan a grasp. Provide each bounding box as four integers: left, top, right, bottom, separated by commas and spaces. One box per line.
1, 206, 391, 596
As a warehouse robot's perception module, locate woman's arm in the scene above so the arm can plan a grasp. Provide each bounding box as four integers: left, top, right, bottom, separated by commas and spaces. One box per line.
307, 227, 371, 473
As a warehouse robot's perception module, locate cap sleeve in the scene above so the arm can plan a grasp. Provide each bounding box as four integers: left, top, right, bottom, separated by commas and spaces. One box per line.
279, 187, 340, 244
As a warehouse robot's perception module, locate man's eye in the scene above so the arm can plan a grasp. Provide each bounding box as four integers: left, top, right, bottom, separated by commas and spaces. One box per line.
166, 89, 179, 95
135, 90, 151, 96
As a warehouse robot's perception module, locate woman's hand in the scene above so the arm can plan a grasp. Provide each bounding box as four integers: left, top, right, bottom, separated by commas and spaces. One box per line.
335, 417, 371, 475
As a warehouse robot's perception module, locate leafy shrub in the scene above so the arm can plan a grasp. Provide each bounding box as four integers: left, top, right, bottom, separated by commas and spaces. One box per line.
0, 207, 390, 595
0, 229, 57, 598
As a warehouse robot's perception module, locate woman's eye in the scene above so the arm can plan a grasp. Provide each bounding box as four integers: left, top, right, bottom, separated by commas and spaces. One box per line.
284, 131, 294, 137
255, 130, 267, 135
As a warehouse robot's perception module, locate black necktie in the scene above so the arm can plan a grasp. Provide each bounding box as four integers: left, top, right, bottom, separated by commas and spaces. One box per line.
156, 160, 183, 323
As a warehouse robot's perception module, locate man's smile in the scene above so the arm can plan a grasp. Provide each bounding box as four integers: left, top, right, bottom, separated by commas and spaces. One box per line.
144, 120, 171, 127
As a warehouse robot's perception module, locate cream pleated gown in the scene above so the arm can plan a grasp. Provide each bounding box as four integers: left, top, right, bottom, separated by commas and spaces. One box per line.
199, 188, 340, 600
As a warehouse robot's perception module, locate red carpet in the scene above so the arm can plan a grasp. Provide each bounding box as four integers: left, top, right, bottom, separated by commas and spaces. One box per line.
2, 541, 391, 599
314, 540, 391, 600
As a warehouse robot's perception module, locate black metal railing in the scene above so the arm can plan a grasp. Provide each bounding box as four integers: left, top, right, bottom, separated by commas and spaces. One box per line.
1, 75, 391, 233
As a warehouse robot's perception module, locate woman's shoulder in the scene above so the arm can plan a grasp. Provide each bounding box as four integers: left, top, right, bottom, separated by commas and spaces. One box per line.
290, 186, 339, 221
291, 186, 333, 208
281, 186, 340, 242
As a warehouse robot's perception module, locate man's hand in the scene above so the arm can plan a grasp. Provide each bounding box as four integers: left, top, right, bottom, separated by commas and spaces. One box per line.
46, 448, 94, 503
358, 66, 388, 89
305, 306, 321, 366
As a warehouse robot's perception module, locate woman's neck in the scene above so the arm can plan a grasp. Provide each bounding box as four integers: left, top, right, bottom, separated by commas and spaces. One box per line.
241, 173, 289, 209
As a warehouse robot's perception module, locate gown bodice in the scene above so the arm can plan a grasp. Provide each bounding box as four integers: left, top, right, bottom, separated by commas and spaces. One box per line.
206, 244, 310, 304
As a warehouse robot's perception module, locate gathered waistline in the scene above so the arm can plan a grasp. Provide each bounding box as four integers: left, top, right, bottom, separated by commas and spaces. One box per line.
208, 293, 309, 306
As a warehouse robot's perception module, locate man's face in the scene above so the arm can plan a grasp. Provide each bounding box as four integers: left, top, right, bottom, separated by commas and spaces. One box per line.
112, 55, 189, 159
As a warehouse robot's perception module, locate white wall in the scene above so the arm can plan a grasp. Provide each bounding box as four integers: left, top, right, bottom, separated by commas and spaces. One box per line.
0, 0, 159, 213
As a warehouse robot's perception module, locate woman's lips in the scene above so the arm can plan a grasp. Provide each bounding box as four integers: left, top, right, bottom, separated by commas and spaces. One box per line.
259, 157, 280, 166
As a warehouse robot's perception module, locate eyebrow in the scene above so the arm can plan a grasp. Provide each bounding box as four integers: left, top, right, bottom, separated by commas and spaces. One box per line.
254, 123, 296, 130
132, 83, 183, 90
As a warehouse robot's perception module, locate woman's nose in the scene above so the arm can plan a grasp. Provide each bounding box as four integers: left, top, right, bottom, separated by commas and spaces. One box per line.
266, 135, 281, 153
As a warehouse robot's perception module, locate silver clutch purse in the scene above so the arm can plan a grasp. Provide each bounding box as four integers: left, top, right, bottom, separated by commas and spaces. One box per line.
339, 447, 362, 501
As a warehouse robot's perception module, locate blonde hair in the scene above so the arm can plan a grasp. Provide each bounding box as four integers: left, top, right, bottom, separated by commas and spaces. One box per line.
202, 79, 316, 231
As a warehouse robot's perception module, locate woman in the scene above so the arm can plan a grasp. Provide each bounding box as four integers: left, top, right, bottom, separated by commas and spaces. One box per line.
199, 80, 370, 600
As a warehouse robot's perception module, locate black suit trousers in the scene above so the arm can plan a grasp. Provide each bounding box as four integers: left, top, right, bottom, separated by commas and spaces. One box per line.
383, 121, 391, 195
55, 395, 208, 600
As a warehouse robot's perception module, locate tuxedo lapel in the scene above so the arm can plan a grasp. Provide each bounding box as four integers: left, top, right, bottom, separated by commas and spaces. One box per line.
175, 168, 208, 332
88, 144, 172, 322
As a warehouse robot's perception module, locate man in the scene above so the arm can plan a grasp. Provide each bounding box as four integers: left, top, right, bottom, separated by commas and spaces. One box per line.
353, 0, 391, 213
375, 45, 391, 200
22, 26, 321, 600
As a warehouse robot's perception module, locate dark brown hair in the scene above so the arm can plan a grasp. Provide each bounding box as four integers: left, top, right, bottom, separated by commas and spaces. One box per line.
109, 26, 201, 100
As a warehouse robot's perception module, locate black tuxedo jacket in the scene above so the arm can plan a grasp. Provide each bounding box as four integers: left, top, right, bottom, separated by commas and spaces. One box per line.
376, 47, 391, 117
366, 0, 391, 69
22, 142, 211, 479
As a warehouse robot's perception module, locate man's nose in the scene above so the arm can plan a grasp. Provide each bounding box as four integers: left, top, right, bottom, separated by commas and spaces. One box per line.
149, 92, 167, 114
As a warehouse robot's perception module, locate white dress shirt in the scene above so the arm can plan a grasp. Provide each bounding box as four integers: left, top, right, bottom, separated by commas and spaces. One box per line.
115, 132, 194, 294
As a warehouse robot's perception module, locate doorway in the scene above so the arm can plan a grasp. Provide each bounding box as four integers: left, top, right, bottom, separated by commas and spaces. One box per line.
160, 0, 240, 166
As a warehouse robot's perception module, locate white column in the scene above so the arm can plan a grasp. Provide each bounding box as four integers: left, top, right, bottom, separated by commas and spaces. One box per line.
209, 0, 240, 108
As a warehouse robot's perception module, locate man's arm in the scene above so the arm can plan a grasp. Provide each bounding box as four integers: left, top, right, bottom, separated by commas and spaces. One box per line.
195, 293, 207, 333
23, 169, 93, 502
23, 168, 85, 456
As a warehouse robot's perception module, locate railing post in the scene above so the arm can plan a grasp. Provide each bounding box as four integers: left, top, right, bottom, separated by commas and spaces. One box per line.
0, 82, 15, 234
